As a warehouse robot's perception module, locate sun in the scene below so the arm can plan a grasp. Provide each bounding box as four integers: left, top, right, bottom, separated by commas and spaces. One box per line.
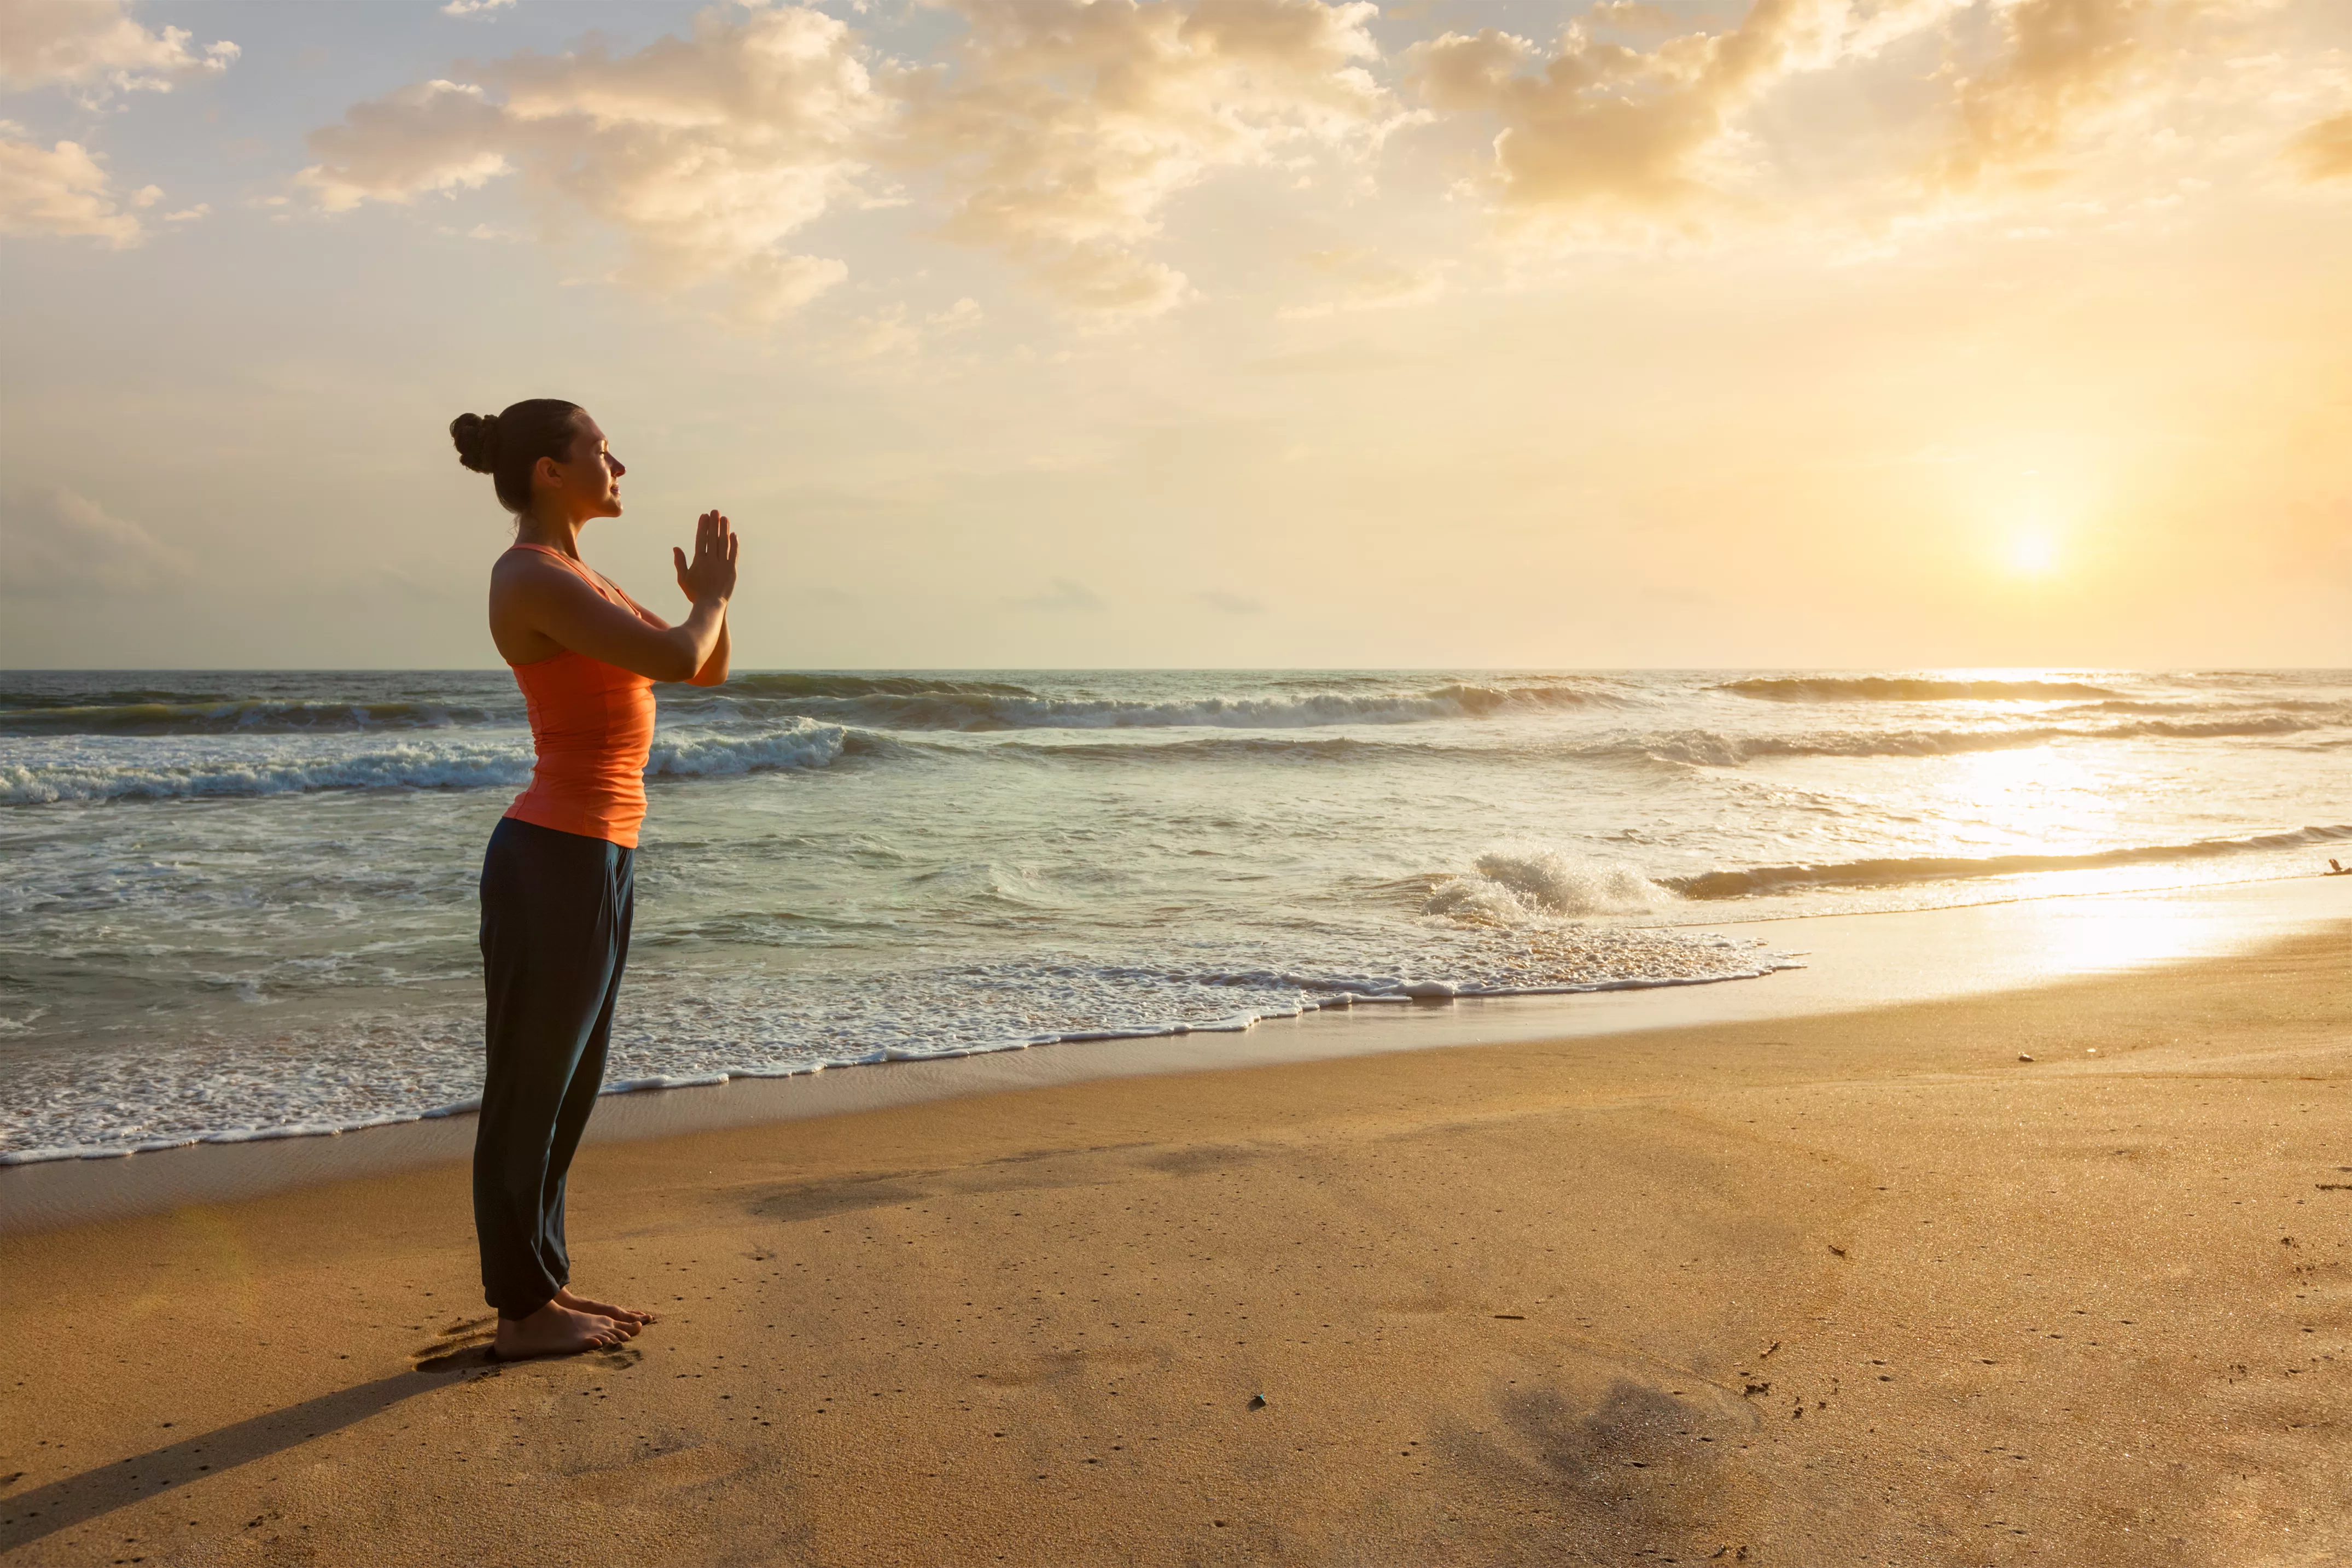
2008, 530, 2058, 576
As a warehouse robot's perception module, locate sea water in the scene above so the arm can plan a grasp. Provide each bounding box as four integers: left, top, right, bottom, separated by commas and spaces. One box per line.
1, 668, 2344, 1162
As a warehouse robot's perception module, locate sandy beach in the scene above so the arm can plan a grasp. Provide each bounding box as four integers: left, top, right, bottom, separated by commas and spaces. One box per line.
3, 919, 2349, 1565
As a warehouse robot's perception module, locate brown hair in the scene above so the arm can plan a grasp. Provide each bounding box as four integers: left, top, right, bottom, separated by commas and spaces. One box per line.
449, 399, 584, 516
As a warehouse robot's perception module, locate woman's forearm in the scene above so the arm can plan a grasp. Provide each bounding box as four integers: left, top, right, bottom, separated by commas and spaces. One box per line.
689, 616, 731, 686
662, 600, 727, 684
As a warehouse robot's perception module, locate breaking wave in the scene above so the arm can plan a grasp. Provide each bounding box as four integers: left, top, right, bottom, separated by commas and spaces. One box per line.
0, 742, 535, 805
1662, 824, 2352, 899
645, 723, 866, 779
1720, 677, 2119, 702
721, 673, 1038, 700
1424, 849, 1674, 924
694, 680, 1615, 732
1646, 715, 2327, 766
0, 698, 504, 736
1, 720, 867, 804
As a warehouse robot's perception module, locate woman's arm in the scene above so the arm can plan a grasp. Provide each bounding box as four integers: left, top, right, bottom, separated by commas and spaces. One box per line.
494, 511, 736, 683
688, 618, 730, 686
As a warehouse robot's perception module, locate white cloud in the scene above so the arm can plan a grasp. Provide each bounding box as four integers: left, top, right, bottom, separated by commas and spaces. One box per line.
0, 5, 232, 244
299, 4, 884, 320
1401, 0, 2345, 244
0, 0, 237, 98
1197, 588, 1266, 613
0, 126, 154, 244
841, 295, 983, 358
895, 0, 1401, 315
1406, 0, 1963, 229
291, 0, 2341, 314
0, 486, 192, 598
302, 0, 1402, 321
441, 0, 518, 16
1938, 0, 2165, 189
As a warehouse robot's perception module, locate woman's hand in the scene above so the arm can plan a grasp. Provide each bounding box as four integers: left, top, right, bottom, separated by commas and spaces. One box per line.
673, 509, 739, 606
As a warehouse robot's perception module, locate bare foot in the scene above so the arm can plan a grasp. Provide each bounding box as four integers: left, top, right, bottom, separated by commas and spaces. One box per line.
557, 1285, 657, 1331
493, 1301, 627, 1360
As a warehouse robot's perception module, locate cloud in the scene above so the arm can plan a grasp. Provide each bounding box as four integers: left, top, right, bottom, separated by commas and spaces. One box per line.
1402, 0, 1932, 224
894, 0, 1400, 315
442, 0, 518, 15
0, 127, 160, 244
1196, 588, 1266, 613
1404, 0, 2322, 235
0, 486, 192, 598
1277, 246, 1443, 317
841, 295, 983, 359
2287, 110, 2352, 183
1009, 575, 1104, 610
1937, 0, 2161, 189
0, 0, 237, 98
291, 0, 2331, 313
0, 4, 232, 242
303, 0, 1401, 320
299, 4, 884, 320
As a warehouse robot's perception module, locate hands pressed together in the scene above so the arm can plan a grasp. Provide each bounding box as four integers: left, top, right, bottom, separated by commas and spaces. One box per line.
674, 509, 738, 606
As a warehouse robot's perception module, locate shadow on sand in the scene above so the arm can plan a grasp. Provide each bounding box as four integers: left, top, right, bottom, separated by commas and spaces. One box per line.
0, 1367, 473, 1552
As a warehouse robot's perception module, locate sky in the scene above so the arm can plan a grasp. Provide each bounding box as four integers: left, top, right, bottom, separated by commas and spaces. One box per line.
0, 0, 2347, 671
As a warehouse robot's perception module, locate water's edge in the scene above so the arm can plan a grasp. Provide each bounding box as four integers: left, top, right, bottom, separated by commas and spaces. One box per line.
4, 875, 2343, 1234
0, 960, 1798, 1168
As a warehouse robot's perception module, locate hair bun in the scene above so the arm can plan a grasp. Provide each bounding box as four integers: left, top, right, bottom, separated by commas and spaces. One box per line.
450, 411, 500, 474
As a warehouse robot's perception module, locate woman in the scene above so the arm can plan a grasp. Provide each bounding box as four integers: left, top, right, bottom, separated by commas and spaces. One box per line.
450, 398, 737, 1359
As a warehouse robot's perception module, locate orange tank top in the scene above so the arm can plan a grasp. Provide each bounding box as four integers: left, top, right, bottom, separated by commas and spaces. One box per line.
501, 544, 659, 848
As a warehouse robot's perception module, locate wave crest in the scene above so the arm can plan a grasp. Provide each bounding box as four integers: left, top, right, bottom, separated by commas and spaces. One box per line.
1425, 849, 1672, 924
722, 673, 1039, 700
0, 741, 536, 805
1720, 677, 2118, 702
1662, 824, 2352, 897
0, 698, 502, 736
707, 680, 1611, 733
2, 719, 871, 805
1649, 715, 2325, 766
646, 722, 859, 779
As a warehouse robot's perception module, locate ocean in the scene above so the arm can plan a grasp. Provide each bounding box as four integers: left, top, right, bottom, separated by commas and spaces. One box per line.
2, 667, 2344, 1164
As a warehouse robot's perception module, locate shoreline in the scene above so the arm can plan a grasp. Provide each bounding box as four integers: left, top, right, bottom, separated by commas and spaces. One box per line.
4, 871, 2342, 1234
3, 917, 2347, 1562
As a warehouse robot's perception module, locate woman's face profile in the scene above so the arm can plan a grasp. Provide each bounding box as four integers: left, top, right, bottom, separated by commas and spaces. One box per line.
537, 413, 626, 521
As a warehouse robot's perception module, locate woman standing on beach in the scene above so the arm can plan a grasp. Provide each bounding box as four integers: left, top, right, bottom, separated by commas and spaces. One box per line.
450, 399, 737, 1359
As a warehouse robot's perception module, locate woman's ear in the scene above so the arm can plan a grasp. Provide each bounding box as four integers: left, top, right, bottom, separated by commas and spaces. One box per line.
533, 453, 564, 491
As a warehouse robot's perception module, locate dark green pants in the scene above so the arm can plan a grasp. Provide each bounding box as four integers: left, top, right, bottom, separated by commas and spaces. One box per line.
474, 815, 634, 1319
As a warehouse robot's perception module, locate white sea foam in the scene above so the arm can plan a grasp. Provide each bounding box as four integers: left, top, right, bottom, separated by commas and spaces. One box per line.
0, 738, 537, 805
720, 680, 1619, 732
645, 720, 850, 778
0, 717, 860, 805
1645, 715, 2329, 766
0, 926, 1795, 1163
1424, 849, 1672, 923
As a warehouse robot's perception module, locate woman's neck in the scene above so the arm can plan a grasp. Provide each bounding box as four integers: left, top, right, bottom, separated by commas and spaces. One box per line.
515, 512, 585, 559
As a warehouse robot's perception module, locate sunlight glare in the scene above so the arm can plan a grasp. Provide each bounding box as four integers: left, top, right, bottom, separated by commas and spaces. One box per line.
2009, 530, 2058, 577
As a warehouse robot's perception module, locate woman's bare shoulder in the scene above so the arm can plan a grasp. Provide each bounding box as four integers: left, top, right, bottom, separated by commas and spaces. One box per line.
489, 547, 589, 596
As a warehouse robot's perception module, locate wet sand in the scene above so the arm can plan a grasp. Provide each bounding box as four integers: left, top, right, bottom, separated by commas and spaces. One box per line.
3, 924, 2349, 1565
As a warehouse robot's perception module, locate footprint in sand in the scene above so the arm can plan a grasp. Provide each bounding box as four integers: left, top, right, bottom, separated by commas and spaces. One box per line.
412, 1316, 499, 1372
413, 1337, 647, 1374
